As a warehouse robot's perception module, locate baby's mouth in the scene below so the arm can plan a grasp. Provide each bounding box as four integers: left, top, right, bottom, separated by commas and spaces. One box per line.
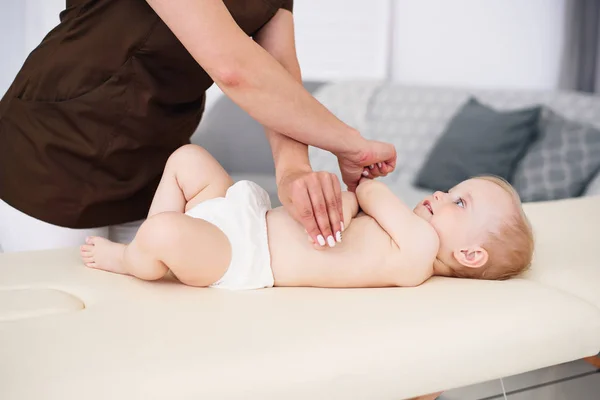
423, 200, 434, 215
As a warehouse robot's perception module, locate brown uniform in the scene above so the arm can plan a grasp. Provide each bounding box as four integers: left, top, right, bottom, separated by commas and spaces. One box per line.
0, 0, 292, 229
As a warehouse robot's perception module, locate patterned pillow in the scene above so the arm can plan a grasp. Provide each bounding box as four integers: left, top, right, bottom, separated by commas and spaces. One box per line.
512, 108, 600, 202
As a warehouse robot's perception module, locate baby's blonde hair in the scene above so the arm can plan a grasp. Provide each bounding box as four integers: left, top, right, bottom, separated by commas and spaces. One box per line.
451, 175, 534, 281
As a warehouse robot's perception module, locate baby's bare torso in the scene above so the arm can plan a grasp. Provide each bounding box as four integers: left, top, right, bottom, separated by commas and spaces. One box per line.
266, 201, 428, 288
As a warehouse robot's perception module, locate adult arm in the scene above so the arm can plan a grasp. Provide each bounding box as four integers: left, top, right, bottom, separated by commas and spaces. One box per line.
253, 8, 344, 246
145, 0, 362, 154
145, 0, 396, 242
252, 9, 306, 183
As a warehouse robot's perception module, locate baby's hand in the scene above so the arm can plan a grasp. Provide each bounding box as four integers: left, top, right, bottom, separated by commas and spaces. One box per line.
359, 177, 372, 186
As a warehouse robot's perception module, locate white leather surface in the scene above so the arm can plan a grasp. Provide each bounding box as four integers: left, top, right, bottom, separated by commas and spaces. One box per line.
1, 196, 599, 400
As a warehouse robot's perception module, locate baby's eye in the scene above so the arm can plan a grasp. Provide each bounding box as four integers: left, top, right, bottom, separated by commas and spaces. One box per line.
455, 198, 465, 208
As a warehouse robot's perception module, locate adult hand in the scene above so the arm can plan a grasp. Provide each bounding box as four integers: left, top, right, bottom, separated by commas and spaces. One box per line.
336, 139, 397, 192
278, 168, 343, 249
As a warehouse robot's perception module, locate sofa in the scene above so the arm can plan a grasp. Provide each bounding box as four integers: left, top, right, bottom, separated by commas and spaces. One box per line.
192, 80, 600, 208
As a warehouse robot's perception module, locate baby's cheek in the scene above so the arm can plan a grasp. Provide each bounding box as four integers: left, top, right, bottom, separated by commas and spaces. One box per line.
431, 214, 458, 241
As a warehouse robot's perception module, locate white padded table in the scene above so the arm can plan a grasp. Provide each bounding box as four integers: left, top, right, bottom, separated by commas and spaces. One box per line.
1, 195, 600, 399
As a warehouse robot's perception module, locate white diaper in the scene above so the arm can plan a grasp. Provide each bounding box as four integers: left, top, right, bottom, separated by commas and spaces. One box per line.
184, 180, 274, 290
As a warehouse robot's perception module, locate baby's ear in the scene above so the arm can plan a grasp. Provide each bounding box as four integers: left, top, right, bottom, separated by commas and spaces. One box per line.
453, 246, 488, 269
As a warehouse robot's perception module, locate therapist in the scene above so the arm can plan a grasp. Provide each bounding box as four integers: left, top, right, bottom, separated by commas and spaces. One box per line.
0, 0, 396, 253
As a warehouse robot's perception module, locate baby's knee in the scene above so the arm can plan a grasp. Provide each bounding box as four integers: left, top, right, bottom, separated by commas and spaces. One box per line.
136, 212, 183, 253
166, 144, 212, 171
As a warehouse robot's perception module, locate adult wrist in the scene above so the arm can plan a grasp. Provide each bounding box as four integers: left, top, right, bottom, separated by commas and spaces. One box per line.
275, 162, 312, 185
334, 127, 367, 157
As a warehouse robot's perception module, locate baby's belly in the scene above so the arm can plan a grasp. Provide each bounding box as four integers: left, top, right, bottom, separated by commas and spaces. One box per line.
266, 208, 399, 288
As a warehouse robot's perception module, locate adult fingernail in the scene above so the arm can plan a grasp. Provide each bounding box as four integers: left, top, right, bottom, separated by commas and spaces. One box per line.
362, 170, 369, 177
336, 231, 342, 243
327, 235, 335, 247
317, 235, 326, 246
377, 162, 382, 168
341, 222, 345, 231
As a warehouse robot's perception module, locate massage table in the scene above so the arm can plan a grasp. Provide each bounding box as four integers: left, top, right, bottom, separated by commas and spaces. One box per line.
1, 195, 599, 400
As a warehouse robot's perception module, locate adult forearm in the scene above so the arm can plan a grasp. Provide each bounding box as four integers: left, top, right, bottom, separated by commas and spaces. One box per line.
146, 0, 362, 153
267, 130, 311, 182
262, 55, 311, 181
215, 44, 363, 155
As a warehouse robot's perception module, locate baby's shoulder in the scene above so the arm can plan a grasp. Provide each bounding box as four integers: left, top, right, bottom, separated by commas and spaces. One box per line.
391, 219, 439, 286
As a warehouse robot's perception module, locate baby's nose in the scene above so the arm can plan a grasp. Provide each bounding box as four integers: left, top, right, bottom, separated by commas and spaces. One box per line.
433, 191, 445, 201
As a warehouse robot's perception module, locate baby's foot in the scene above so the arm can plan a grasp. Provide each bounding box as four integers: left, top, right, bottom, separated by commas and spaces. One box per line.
80, 236, 127, 275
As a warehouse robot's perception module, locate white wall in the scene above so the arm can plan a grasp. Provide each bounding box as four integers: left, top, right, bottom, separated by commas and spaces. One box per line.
0, 0, 63, 96
293, 0, 392, 81
392, 0, 567, 90
206, 0, 393, 113
23, 0, 64, 53
208, 0, 569, 109
0, 2, 25, 96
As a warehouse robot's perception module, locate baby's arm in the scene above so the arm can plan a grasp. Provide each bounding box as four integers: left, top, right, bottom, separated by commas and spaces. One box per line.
355, 179, 438, 284
341, 191, 359, 230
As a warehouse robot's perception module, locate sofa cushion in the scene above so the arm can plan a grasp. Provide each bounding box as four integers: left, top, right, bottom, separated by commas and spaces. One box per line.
584, 171, 600, 196
414, 98, 541, 192
512, 108, 600, 202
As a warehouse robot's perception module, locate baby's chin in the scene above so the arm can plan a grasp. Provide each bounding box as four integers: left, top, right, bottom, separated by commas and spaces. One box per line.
413, 202, 432, 222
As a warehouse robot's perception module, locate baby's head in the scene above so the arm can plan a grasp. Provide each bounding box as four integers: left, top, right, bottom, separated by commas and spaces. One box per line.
413, 176, 534, 280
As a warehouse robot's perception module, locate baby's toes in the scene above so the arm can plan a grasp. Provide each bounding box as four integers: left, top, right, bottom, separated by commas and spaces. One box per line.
80, 245, 93, 260
82, 256, 95, 267
80, 243, 95, 266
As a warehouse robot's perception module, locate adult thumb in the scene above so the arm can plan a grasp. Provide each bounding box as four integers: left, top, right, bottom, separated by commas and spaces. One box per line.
369, 141, 397, 162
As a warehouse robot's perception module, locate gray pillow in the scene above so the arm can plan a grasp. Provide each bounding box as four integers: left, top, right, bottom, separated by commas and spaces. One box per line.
512, 108, 600, 202
414, 98, 541, 192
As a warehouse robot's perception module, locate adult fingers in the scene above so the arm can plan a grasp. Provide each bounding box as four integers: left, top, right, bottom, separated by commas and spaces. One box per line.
291, 179, 323, 246
364, 161, 394, 178
362, 164, 383, 178
320, 172, 342, 243
382, 160, 396, 175
375, 161, 392, 177
368, 163, 384, 178
346, 179, 360, 193
306, 175, 335, 247
340, 165, 364, 193
332, 174, 344, 234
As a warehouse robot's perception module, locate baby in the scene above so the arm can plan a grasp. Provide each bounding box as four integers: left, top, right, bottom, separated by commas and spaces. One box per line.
81, 144, 534, 289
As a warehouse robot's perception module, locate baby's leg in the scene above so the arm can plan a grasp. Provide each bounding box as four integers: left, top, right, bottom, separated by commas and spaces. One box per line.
81, 212, 231, 286
81, 144, 233, 281
147, 144, 234, 216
